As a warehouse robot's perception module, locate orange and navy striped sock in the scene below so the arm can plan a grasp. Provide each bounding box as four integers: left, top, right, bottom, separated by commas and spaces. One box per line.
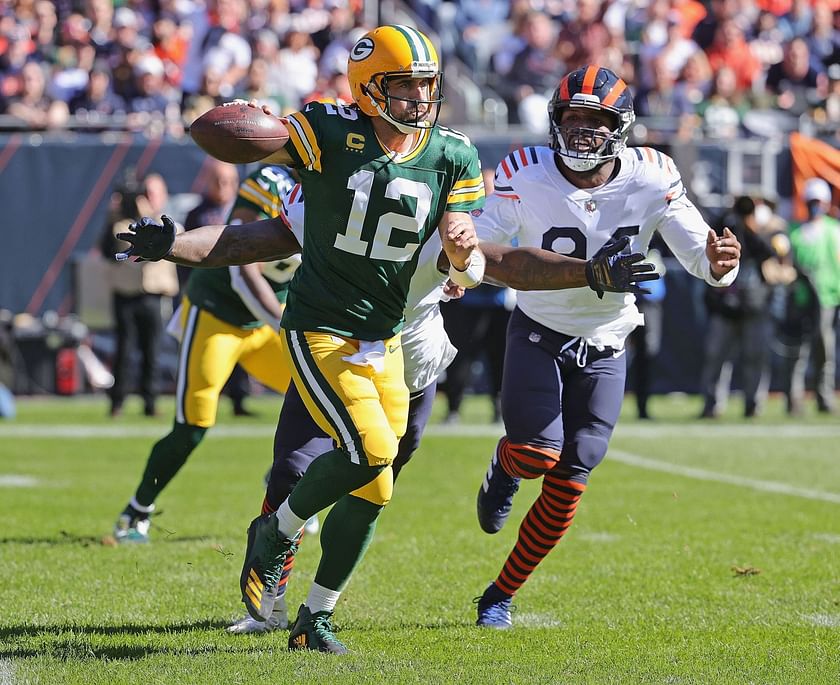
260, 494, 303, 597
496, 437, 561, 480
495, 472, 586, 596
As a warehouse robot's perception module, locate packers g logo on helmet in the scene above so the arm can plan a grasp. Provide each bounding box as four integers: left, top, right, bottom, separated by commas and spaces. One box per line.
347, 25, 444, 134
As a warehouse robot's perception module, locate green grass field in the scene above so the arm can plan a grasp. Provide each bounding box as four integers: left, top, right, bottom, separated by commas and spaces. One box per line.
1, 393, 839, 684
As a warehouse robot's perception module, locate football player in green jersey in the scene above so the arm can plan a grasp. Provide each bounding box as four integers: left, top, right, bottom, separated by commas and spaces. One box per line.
112, 165, 298, 544
115, 25, 657, 653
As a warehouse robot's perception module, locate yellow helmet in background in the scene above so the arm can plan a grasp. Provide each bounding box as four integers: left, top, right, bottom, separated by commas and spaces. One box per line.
347, 24, 443, 133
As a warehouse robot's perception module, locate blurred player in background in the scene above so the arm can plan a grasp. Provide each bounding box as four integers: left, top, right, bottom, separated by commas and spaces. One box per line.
472, 65, 741, 629
112, 164, 297, 543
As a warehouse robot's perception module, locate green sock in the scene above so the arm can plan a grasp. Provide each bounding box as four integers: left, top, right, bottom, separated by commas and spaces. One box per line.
314, 495, 383, 591
287, 447, 385, 517
134, 423, 207, 507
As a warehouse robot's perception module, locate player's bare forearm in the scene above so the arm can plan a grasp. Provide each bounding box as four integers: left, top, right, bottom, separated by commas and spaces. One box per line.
481, 243, 588, 290
439, 211, 477, 271
168, 218, 301, 267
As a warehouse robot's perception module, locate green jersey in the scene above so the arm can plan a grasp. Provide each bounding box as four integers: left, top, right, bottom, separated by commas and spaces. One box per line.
186, 165, 297, 328
789, 215, 840, 309
281, 101, 484, 340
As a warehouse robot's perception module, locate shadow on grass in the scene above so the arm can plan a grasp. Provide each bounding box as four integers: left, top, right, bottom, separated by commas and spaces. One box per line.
0, 620, 285, 661
0, 620, 230, 639
0, 531, 215, 546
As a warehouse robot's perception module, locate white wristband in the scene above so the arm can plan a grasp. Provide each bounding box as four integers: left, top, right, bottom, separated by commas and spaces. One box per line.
448, 249, 485, 288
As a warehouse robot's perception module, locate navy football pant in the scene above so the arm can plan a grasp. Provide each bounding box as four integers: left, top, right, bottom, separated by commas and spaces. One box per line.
500, 307, 626, 483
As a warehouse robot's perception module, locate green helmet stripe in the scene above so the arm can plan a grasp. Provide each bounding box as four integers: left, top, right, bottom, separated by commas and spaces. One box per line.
392, 24, 427, 62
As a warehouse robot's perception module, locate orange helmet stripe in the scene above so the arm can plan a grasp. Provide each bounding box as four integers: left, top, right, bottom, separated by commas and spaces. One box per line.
601, 78, 627, 107
559, 75, 570, 100
581, 65, 599, 94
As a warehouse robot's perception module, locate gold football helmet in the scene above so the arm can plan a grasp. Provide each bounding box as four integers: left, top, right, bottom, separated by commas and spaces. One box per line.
347, 24, 443, 134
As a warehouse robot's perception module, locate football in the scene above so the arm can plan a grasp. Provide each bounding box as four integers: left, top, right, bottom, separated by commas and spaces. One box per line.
189, 102, 289, 164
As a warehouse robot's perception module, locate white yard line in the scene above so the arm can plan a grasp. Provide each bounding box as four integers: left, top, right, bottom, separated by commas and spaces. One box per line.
608, 449, 840, 504
2, 422, 840, 440
2, 422, 839, 504
0, 475, 38, 487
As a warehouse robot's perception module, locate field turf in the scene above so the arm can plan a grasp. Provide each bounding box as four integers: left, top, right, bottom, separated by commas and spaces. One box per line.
1, 393, 839, 684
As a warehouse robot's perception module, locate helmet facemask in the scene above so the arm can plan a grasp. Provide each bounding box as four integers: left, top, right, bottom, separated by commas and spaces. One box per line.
363, 68, 444, 135
549, 99, 634, 173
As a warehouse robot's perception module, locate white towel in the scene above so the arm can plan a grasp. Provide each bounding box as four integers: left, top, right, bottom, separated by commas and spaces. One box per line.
342, 340, 386, 373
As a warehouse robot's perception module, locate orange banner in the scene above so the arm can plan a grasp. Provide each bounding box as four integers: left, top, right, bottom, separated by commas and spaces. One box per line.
789, 132, 840, 221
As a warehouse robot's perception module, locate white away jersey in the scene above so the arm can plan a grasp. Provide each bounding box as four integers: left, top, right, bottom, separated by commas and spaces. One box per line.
283, 184, 455, 393
476, 145, 738, 349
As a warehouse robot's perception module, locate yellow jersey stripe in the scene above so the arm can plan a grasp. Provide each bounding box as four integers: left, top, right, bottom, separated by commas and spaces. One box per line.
239, 186, 280, 216
453, 176, 483, 190
447, 188, 484, 204
286, 113, 321, 172
242, 178, 276, 205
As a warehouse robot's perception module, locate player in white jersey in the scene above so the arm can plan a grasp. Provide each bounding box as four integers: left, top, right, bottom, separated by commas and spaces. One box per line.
472, 65, 742, 628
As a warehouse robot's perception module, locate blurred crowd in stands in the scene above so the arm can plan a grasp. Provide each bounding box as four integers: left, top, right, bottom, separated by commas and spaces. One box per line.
0, 0, 366, 133
1, 0, 839, 136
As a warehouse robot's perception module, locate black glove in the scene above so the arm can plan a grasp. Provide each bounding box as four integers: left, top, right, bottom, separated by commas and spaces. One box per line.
115, 215, 177, 262
585, 235, 660, 299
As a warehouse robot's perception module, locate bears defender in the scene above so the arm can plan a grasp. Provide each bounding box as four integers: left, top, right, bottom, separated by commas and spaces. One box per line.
472, 65, 742, 628
112, 165, 297, 543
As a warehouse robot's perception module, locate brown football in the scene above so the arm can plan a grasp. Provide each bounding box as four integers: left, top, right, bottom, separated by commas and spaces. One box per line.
189, 102, 289, 164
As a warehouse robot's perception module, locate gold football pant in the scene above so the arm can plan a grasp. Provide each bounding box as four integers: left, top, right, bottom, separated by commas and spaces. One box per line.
280, 329, 409, 505
175, 297, 290, 427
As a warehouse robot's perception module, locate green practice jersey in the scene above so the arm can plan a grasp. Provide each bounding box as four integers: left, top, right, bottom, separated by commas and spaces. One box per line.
281, 101, 484, 340
186, 165, 297, 328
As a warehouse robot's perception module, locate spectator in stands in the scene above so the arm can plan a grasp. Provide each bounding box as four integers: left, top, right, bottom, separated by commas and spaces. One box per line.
824, 63, 840, 124
0, 24, 35, 92
639, 10, 699, 92
101, 172, 179, 418
2, 60, 68, 129
691, 0, 739, 50
697, 65, 749, 139
182, 64, 226, 122
152, 12, 188, 88
126, 53, 181, 134
449, 0, 510, 77
274, 29, 319, 109
677, 48, 713, 108
778, 0, 814, 40
83, 0, 113, 52
200, 1, 251, 99
236, 56, 283, 112
749, 9, 786, 71
700, 196, 781, 418
765, 36, 828, 116
635, 57, 696, 142
705, 18, 762, 92
32, 0, 59, 62
495, 10, 560, 129
784, 178, 840, 415
68, 58, 127, 121
805, 3, 837, 69
555, 0, 613, 72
